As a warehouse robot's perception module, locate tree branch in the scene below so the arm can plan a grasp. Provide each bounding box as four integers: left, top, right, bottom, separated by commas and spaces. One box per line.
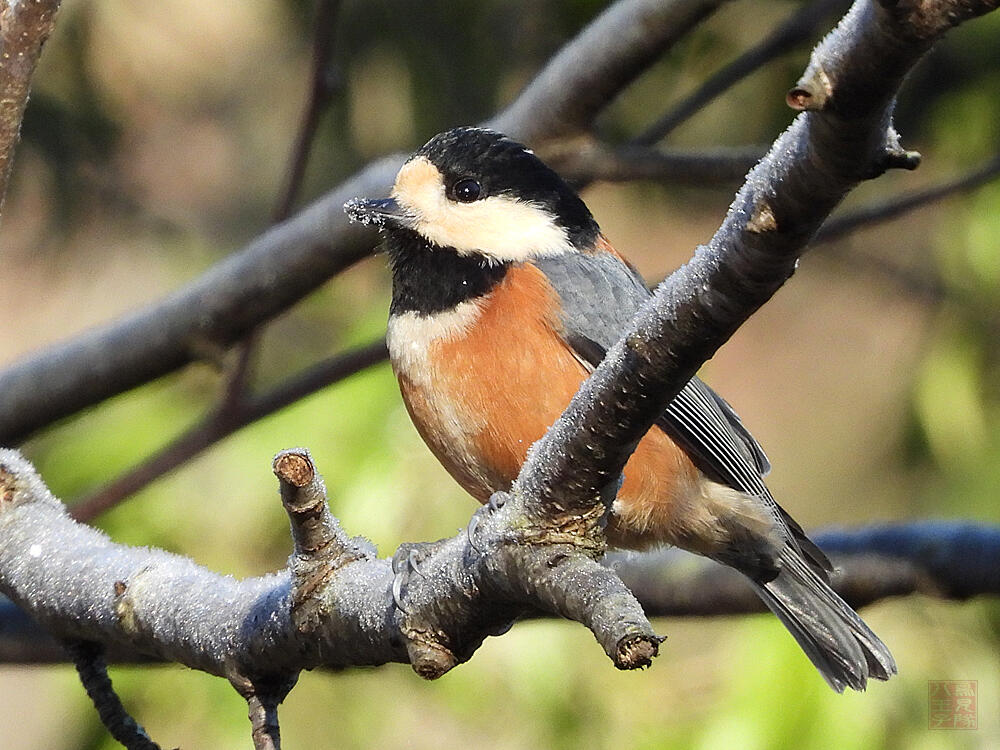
0, 0, 62, 221
2, 0, 999, 743
550, 140, 764, 187
271, 0, 344, 224
509, 0, 996, 521
1, 518, 997, 664
491, 0, 730, 141
0, 0, 732, 446
611, 522, 1000, 616
69, 338, 388, 521
633, 0, 852, 145
66, 0, 358, 520
65, 640, 160, 750
815, 153, 1000, 244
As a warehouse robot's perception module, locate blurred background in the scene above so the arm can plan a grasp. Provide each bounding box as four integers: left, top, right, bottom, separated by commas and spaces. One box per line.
1, 0, 998, 747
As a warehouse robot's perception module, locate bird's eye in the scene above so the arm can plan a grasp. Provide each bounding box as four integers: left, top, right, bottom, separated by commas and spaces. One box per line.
451, 178, 482, 203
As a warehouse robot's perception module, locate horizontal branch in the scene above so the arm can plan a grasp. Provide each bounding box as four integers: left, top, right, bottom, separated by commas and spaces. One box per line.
0, 448, 660, 678
550, 141, 764, 187
611, 522, 1000, 616
1, 519, 996, 664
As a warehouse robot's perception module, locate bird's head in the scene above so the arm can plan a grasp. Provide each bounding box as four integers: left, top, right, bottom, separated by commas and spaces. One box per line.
346, 127, 599, 262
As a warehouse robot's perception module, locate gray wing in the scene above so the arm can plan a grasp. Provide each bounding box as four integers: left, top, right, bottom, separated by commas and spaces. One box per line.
534, 252, 771, 486
534, 251, 831, 574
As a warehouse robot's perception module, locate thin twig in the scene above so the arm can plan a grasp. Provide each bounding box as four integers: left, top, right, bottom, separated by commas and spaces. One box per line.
66, 0, 351, 519
809, 155, 1000, 305
70, 338, 387, 521
272, 0, 343, 223
65, 640, 162, 750
633, 0, 851, 145
815, 154, 1000, 244
247, 693, 281, 750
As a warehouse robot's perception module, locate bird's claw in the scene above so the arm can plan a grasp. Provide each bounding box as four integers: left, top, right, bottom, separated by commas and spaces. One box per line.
390, 542, 441, 615
466, 491, 510, 556
391, 567, 409, 614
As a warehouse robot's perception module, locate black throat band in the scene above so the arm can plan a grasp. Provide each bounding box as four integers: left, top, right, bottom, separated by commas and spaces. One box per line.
386, 228, 510, 316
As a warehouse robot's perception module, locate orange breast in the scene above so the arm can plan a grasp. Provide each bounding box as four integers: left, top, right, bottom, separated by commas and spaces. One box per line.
394, 262, 699, 546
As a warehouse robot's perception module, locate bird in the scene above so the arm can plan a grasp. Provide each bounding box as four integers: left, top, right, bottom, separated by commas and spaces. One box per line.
345, 126, 896, 692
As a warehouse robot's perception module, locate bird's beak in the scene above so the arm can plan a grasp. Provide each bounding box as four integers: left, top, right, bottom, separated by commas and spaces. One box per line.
344, 197, 413, 230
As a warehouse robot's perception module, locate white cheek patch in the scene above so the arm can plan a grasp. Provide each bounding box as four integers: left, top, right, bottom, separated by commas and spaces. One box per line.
391, 156, 575, 262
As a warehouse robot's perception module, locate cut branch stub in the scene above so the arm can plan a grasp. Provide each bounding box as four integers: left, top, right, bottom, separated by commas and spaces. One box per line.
274, 449, 375, 632
787, 66, 832, 111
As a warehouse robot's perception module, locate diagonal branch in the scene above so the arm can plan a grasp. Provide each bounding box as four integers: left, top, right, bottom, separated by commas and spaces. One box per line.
68, 0, 354, 519
0, 0, 62, 221
550, 141, 764, 187
70, 338, 388, 521
491, 0, 730, 141
511, 0, 995, 519
633, 0, 852, 145
815, 154, 1000, 244
0, 0, 731, 446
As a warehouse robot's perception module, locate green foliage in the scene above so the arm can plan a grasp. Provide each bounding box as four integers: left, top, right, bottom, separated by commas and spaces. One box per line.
3, 0, 1000, 748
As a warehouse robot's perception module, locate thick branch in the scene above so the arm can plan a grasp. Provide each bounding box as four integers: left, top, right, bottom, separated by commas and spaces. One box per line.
0, 0, 62, 220
1, 520, 997, 664
512, 0, 998, 519
0, 449, 659, 680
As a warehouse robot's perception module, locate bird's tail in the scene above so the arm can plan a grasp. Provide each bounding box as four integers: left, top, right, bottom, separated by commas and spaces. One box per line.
749, 546, 897, 692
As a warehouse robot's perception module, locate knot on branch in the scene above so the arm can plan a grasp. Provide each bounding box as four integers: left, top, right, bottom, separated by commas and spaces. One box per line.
386, 486, 661, 680
0, 449, 63, 511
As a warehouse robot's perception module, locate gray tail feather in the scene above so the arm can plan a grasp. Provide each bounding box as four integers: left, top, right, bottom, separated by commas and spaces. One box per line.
750, 546, 897, 692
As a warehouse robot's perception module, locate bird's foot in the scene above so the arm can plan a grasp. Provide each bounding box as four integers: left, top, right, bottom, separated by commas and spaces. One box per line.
466, 492, 509, 555
390, 540, 449, 614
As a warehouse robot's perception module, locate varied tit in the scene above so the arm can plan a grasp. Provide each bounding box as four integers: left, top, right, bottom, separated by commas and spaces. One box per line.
346, 127, 895, 692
